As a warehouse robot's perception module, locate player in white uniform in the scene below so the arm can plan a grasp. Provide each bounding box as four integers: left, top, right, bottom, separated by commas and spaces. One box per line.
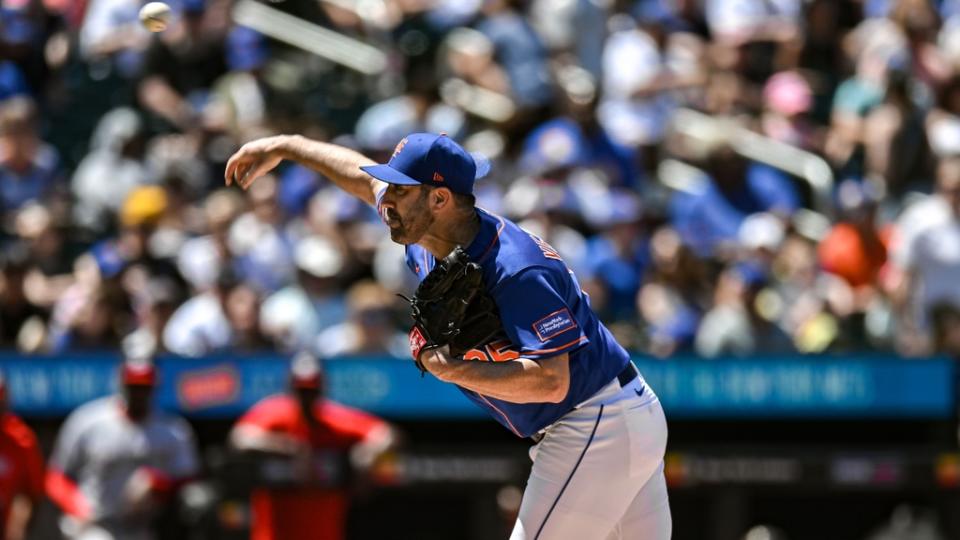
45, 358, 199, 540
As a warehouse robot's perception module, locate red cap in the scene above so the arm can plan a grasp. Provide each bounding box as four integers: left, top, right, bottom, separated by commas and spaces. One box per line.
121, 358, 157, 386
289, 351, 323, 390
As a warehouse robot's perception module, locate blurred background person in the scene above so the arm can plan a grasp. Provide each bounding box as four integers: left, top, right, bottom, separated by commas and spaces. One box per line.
229, 352, 396, 540
0, 245, 45, 351
0, 96, 62, 217
0, 372, 44, 540
137, 0, 227, 133
71, 107, 150, 234
897, 155, 960, 355
163, 267, 242, 357
260, 234, 348, 352
696, 263, 794, 357
45, 357, 200, 540
314, 280, 407, 359
122, 277, 184, 359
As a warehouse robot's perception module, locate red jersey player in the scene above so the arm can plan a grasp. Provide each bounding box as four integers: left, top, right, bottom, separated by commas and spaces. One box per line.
0, 372, 44, 540
230, 352, 396, 540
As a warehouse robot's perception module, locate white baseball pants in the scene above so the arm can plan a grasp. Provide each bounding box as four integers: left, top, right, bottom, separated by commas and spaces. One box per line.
510, 375, 672, 540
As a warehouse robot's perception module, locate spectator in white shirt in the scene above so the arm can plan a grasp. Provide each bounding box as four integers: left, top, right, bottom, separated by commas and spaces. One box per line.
899, 157, 960, 354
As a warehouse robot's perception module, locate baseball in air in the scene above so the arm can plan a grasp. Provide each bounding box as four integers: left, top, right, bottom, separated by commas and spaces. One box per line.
139, 2, 171, 32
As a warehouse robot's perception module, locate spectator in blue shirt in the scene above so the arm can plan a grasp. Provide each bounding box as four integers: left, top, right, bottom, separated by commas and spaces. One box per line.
0, 97, 62, 213
476, 0, 553, 109
671, 148, 799, 257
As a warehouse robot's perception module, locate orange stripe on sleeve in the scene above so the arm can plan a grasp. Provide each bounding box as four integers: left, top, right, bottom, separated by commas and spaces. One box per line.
525, 336, 588, 356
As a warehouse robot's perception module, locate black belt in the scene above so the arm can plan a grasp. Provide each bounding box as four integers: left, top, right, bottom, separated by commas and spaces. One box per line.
617, 361, 639, 388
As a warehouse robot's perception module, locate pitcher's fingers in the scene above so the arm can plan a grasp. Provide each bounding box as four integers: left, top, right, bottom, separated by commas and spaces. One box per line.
243, 159, 276, 190
238, 168, 252, 190
224, 154, 241, 186
232, 163, 249, 189
240, 163, 262, 190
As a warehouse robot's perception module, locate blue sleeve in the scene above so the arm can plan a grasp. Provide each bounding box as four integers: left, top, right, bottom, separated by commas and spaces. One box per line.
747, 163, 799, 214
494, 267, 589, 359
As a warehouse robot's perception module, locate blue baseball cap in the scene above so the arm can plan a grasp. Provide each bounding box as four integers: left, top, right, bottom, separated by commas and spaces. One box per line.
360, 133, 489, 195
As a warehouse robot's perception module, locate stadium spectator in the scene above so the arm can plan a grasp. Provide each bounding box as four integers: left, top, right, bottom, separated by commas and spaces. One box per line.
0, 96, 61, 214
315, 280, 407, 359
897, 155, 960, 353
229, 352, 396, 540
223, 281, 271, 352
228, 175, 296, 293
862, 67, 932, 196
818, 179, 890, 290
71, 107, 150, 233
476, 0, 553, 112
670, 148, 800, 258
163, 267, 240, 357
760, 70, 821, 151
581, 191, 647, 321
47, 282, 128, 352
108, 185, 183, 286
0, 372, 44, 540
137, 0, 227, 132
598, 9, 702, 151
122, 277, 183, 360
0, 245, 45, 349
635, 227, 705, 357
696, 263, 794, 357
260, 235, 348, 352
14, 203, 75, 306
207, 25, 272, 138
771, 231, 851, 353
45, 357, 200, 540
79, 0, 152, 63
177, 188, 245, 294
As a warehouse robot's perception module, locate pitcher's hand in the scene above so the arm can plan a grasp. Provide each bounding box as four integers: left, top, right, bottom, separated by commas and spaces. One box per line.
224, 136, 288, 189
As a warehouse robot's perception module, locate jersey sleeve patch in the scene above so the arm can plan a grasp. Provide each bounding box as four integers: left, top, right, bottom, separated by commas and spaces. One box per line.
532, 308, 578, 342
495, 267, 590, 359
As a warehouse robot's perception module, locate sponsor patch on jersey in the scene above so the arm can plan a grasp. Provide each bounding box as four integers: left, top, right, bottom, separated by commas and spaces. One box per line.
532, 308, 577, 342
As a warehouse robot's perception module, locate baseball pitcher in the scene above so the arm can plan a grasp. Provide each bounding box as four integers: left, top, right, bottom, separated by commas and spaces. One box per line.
226, 132, 671, 539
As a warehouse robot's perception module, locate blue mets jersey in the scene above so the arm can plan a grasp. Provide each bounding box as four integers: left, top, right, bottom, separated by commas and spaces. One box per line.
403, 208, 633, 437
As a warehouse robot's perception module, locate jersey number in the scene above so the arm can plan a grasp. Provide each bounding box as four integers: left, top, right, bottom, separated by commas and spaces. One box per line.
464, 339, 521, 362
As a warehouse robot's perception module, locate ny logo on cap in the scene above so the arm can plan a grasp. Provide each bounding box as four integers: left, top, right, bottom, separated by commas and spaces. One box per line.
392, 138, 408, 159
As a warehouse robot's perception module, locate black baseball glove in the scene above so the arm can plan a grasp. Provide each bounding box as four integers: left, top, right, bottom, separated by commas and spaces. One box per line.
405, 247, 503, 374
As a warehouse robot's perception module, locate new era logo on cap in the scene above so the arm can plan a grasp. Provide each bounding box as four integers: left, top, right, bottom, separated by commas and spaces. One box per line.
360, 133, 489, 195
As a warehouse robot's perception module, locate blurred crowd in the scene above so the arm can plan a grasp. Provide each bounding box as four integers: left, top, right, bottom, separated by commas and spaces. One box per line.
4, 0, 960, 360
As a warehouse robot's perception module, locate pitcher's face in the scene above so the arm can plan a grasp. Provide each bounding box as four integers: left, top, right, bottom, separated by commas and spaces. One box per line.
379, 185, 435, 245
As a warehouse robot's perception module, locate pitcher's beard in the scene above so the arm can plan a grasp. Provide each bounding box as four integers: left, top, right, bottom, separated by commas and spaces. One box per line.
386, 210, 408, 242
